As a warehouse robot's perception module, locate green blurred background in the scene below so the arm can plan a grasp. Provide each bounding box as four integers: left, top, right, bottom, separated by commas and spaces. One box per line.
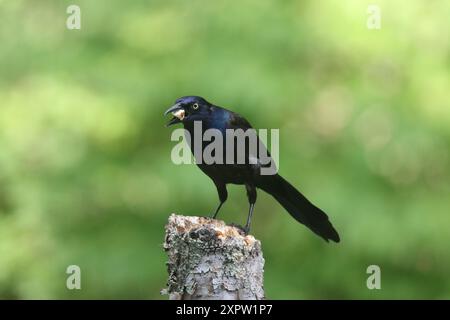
0, 0, 449, 299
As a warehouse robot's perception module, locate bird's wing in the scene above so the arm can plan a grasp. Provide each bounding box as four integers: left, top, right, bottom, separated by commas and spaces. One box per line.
228, 111, 254, 130
226, 112, 274, 170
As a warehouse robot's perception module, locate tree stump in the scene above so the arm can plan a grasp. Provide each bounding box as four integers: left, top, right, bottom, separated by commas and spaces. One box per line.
162, 214, 265, 300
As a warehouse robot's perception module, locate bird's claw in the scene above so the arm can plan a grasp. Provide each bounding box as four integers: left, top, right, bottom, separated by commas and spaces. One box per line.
229, 223, 249, 236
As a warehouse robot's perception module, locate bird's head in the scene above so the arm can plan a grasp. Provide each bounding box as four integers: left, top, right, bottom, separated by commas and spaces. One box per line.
164, 96, 211, 126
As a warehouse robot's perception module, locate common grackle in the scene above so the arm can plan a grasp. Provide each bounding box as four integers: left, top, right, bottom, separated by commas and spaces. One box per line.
164, 96, 340, 242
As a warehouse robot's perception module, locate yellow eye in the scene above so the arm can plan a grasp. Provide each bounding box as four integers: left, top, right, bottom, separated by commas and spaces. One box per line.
192, 103, 199, 110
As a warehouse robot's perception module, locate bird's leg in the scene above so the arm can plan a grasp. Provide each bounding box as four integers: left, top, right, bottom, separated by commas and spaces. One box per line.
244, 203, 255, 234
244, 184, 257, 234
211, 181, 227, 219
211, 201, 224, 219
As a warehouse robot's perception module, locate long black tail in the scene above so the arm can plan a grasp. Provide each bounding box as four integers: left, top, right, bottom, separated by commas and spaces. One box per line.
256, 174, 340, 242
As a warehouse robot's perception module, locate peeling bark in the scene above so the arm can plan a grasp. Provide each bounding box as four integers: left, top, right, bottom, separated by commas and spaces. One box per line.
162, 214, 265, 300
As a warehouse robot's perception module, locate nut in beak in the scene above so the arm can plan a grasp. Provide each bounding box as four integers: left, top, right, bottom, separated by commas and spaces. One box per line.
173, 109, 185, 120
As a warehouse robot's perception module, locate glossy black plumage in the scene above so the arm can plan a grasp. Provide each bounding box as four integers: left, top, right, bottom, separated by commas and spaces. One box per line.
165, 96, 340, 242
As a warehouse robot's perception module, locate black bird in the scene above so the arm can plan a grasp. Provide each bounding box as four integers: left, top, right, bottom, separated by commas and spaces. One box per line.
164, 96, 340, 242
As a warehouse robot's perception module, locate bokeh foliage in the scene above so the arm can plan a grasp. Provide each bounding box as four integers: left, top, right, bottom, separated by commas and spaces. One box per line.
0, 0, 449, 299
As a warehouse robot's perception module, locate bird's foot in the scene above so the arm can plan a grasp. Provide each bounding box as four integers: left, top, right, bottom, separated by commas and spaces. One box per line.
229, 223, 248, 236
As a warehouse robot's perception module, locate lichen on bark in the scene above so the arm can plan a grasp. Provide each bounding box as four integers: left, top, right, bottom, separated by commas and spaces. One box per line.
162, 214, 265, 300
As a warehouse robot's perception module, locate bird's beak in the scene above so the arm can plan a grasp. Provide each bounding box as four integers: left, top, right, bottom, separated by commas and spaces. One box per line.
164, 103, 185, 127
